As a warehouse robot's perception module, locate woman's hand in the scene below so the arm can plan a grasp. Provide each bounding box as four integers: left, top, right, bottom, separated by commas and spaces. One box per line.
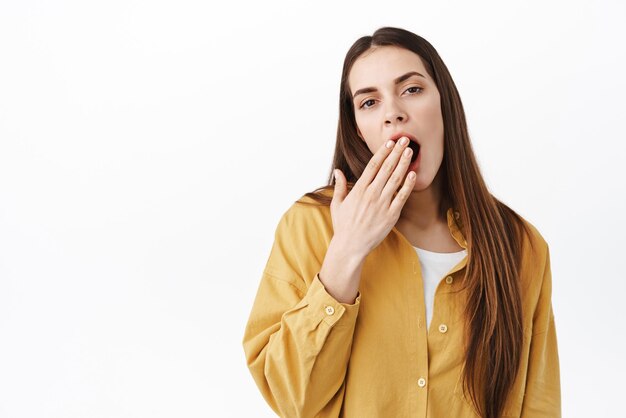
331, 136, 416, 259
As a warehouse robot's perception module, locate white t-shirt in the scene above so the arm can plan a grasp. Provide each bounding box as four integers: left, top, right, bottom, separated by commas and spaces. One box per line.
414, 246, 467, 332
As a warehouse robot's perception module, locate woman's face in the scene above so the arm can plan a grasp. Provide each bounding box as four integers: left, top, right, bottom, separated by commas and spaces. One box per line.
348, 46, 444, 190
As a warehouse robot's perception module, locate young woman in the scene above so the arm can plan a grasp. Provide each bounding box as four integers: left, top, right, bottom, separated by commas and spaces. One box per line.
242, 27, 561, 418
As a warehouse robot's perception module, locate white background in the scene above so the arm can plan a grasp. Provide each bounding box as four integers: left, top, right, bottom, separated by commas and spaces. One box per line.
1, 0, 624, 417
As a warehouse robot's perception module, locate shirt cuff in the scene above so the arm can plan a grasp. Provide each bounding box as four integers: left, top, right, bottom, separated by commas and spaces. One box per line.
302, 273, 361, 328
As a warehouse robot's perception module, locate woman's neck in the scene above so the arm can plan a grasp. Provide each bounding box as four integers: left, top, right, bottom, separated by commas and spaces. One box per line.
398, 170, 445, 230
395, 171, 462, 252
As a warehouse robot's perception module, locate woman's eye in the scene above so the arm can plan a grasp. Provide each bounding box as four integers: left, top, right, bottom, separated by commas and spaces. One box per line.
406, 86, 423, 94
359, 87, 422, 109
360, 99, 376, 109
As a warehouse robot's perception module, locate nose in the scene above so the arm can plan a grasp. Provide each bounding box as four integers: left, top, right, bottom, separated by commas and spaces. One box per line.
384, 100, 408, 125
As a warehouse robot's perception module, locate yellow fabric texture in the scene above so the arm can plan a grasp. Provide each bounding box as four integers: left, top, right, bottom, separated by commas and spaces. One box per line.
242, 193, 561, 417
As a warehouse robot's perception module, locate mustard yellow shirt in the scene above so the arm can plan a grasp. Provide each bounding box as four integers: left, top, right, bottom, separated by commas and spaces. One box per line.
242, 193, 561, 417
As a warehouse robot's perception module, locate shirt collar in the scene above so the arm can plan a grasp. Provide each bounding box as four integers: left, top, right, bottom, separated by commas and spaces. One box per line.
446, 207, 468, 250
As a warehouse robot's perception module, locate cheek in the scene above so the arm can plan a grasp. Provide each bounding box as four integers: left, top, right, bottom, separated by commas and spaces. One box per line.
355, 113, 372, 132
420, 106, 445, 162
419, 98, 443, 130
354, 115, 377, 147
418, 103, 444, 148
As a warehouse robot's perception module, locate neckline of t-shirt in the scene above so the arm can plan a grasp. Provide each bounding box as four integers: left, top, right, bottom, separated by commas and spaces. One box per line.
413, 246, 467, 260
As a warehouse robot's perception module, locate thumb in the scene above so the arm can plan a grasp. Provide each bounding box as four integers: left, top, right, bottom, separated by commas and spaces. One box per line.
332, 169, 347, 203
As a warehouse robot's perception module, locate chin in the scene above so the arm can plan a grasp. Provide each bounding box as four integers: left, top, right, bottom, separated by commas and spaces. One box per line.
410, 171, 436, 191
411, 182, 431, 192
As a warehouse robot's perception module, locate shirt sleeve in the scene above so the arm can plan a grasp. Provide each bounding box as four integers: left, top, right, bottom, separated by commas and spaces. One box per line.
521, 244, 562, 417
242, 209, 361, 418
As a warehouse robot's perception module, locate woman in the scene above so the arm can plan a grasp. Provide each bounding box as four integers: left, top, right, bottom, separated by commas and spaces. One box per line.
242, 27, 561, 418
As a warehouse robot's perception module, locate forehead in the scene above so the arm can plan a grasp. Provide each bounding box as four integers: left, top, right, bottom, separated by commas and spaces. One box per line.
349, 46, 429, 93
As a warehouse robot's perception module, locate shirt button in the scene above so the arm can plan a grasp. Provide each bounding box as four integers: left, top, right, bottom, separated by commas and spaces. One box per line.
418, 377, 426, 387
445, 276, 453, 284
439, 324, 448, 333
325, 306, 335, 315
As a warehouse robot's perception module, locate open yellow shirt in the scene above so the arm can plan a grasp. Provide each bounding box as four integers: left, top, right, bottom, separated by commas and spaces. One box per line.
242, 193, 561, 417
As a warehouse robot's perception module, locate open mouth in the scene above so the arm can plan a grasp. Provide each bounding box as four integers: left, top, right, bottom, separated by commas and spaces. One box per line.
407, 140, 420, 163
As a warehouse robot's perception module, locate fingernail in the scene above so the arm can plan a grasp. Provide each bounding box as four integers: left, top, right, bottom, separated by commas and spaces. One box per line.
386, 140, 395, 149
400, 137, 409, 145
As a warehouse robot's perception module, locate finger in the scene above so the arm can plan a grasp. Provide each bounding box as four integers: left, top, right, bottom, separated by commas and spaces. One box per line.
388, 170, 416, 216
380, 142, 413, 201
352, 139, 395, 194
369, 137, 410, 195
332, 169, 347, 204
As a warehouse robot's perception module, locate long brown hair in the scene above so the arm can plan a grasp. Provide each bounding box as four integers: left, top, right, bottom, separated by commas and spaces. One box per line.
298, 27, 534, 418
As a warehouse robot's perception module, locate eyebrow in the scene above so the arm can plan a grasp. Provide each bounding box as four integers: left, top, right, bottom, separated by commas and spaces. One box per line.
352, 71, 426, 100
